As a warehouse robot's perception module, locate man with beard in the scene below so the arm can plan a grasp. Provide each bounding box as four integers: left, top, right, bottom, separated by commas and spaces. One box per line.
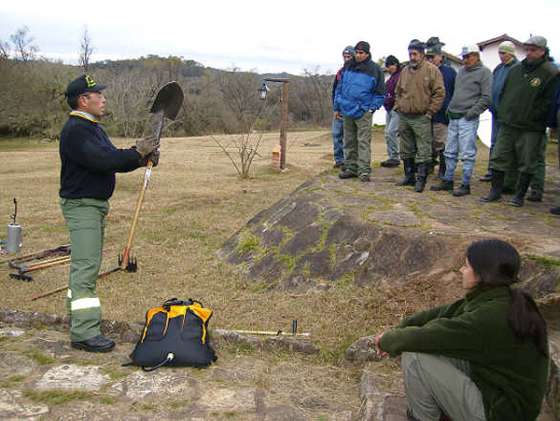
394, 39, 445, 192
481, 36, 559, 207
334, 41, 385, 182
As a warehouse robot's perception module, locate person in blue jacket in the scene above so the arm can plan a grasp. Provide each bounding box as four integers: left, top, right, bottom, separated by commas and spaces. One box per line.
331, 46, 355, 168
479, 41, 519, 183
334, 40, 385, 182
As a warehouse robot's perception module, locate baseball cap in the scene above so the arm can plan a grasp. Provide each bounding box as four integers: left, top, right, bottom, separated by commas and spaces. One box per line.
65, 74, 106, 98
461, 45, 480, 56
524, 35, 547, 49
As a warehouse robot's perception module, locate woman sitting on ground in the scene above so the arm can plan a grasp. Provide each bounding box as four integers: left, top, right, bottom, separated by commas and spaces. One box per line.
375, 239, 549, 421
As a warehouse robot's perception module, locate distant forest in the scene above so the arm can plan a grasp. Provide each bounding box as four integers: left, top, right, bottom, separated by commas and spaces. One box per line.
0, 27, 334, 139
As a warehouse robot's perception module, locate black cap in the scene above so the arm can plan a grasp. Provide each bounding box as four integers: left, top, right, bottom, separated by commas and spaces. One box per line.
65, 74, 106, 98
354, 41, 370, 54
385, 55, 400, 67
408, 39, 426, 53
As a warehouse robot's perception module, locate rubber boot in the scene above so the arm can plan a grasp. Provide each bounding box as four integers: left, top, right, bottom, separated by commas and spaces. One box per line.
437, 151, 446, 179
415, 163, 428, 193
551, 206, 560, 216
509, 173, 532, 207
480, 170, 505, 202
396, 158, 416, 186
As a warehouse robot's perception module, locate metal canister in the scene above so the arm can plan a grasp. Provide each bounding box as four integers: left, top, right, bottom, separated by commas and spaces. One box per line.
6, 223, 22, 253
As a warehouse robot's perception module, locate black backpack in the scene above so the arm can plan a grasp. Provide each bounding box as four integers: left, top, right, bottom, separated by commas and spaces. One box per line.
128, 298, 217, 371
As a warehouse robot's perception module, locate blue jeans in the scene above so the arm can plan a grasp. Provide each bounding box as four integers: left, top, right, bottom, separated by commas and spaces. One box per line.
384, 110, 400, 160
332, 117, 344, 164
443, 117, 479, 186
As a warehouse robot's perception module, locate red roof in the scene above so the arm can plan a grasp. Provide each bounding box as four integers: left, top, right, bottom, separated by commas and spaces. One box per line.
477, 34, 524, 50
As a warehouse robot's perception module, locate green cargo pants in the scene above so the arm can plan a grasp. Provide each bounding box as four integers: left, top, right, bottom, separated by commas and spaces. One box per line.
399, 114, 433, 164
490, 124, 546, 176
503, 133, 548, 192
343, 111, 373, 175
60, 198, 108, 342
402, 352, 486, 421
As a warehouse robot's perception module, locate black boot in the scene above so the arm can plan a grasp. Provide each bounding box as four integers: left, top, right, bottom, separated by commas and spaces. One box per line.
339, 169, 357, 179
437, 151, 446, 179
527, 188, 543, 202
71, 334, 115, 353
480, 170, 505, 202
415, 163, 428, 193
551, 206, 560, 216
396, 158, 416, 186
509, 173, 532, 207
453, 184, 471, 197
430, 179, 453, 191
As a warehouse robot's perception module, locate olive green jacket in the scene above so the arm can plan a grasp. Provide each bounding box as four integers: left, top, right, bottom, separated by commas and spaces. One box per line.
380, 285, 549, 421
497, 57, 559, 132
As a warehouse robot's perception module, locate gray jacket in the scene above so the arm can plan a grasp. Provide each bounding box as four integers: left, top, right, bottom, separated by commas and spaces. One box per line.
448, 62, 492, 119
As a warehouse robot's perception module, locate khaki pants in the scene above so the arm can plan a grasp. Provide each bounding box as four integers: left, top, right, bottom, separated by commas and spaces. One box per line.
61, 198, 108, 342
402, 352, 486, 421
432, 122, 448, 153
343, 112, 373, 175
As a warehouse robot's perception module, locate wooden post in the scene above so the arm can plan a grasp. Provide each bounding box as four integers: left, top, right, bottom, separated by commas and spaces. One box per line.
279, 81, 289, 170
264, 77, 290, 171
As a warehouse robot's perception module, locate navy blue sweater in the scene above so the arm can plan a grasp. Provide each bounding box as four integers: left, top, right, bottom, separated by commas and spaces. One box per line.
433, 64, 456, 124
59, 115, 142, 200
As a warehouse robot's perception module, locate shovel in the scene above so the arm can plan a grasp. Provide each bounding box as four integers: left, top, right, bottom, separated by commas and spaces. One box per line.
119, 81, 184, 270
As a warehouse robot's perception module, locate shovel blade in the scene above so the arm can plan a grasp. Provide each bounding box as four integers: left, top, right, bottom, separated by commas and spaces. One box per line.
149, 81, 184, 121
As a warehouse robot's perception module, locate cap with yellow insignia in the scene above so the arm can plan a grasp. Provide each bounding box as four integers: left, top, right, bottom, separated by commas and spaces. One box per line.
65, 74, 106, 98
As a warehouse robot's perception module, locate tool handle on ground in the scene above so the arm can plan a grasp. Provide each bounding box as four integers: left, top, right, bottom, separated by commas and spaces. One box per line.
227, 329, 311, 337
30, 285, 67, 301
120, 160, 153, 269
21, 256, 71, 272
30, 266, 122, 301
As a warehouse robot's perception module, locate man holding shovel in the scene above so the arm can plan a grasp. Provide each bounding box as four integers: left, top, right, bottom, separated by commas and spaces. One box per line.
60, 74, 159, 352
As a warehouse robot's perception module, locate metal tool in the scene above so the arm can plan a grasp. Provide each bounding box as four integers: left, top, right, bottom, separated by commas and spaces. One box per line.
9, 244, 71, 281
118, 81, 184, 272
6, 198, 22, 254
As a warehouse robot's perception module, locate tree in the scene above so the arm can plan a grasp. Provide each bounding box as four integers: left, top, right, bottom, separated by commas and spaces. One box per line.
216, 67, 261, 132
0, 39, 9, 60
10, 26, 38, 62
79, 26, 94, 72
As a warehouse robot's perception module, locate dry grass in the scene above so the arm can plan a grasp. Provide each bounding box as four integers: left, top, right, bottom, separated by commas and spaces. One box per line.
0, 129, 461, 359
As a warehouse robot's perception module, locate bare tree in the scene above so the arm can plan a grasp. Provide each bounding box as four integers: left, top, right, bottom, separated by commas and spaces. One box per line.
216, 67, 261, 132
211, 104, 267, 179
0, 39, 9, 60
10, 26, 38, 62
79, 26, 94, 72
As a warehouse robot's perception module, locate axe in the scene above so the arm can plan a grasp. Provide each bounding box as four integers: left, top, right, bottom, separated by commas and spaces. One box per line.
119, 81, 184, 271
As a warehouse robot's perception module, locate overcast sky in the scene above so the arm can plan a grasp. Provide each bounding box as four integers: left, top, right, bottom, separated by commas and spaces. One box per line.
2, 0, 559, 75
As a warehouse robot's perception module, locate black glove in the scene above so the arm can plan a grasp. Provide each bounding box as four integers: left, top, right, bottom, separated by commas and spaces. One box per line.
139, 149, 160, 167
147, 150, 160, 167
